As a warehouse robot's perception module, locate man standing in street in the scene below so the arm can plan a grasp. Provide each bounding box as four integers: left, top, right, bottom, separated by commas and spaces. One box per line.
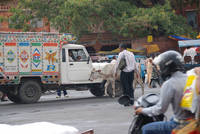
114, 44, 136, 106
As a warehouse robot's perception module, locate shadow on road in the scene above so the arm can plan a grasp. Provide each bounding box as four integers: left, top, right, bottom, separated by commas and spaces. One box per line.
0, 95, 117, 107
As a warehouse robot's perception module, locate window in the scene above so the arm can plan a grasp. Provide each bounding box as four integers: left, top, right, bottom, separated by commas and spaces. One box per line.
30, 18, 43, 28
68, 49, 87, 62
62, 48, 66, 62
186, 11, 197, 28
8, 17, 15, 28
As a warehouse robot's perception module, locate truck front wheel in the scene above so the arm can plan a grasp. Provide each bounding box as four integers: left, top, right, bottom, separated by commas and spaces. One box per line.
19, 80, 42, 104
90, 88, 104, 97
89, 81, 105, 97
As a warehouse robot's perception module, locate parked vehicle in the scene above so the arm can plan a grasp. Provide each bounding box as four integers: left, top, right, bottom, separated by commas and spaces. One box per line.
0, 32, 108, 103
178, 40, 200, 70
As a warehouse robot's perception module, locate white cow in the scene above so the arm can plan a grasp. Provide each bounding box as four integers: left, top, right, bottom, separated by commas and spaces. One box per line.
89, 61, 120, 98
89, 60, 144, 97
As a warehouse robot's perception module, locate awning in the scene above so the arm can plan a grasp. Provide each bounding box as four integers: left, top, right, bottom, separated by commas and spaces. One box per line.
111, 48, 144, 53
178, 40, 200, 47
97, 48, 144, 54
169, 35, 191, 41
97, 51, 110, 54
144, 44, 160, 54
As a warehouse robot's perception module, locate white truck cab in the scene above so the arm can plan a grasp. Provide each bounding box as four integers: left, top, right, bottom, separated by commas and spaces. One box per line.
61, 44, 94, 84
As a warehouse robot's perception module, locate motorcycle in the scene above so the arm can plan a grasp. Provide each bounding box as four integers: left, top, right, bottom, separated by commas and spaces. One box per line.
118, 93, 166, 134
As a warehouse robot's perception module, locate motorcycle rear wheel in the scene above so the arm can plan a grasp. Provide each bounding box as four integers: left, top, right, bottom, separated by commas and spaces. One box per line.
128, 114, 165, 134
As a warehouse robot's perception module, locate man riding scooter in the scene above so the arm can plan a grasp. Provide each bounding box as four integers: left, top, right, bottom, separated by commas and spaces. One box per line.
135, 50, 200, 134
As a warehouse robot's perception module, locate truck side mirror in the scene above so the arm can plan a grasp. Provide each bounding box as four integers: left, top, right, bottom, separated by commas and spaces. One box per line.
87, 56, 90, 64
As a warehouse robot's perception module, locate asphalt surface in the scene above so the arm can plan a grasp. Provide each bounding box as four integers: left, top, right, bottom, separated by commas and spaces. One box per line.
0, 85, 173, 134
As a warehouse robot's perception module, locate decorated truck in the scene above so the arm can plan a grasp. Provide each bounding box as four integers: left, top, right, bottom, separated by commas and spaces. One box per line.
178, 39, 200, 70
0, 32, 107, 103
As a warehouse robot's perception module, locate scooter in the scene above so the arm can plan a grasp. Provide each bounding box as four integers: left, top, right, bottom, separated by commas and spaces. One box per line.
118, 93, 166, 134
129, 93, 165, 134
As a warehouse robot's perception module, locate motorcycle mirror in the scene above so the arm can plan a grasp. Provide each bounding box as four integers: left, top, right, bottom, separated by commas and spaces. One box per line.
118, 95, 131, 105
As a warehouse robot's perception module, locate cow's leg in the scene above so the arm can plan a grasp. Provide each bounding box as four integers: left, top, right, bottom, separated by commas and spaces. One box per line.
136, 76, 144, 95
139, 79, 144, 95
104, 81, 109, 96
135, 75, 144, 95
111, 80, 115, 98
142, 85, 144, 95
133, 78, 137, 89
133, 72, 138, 89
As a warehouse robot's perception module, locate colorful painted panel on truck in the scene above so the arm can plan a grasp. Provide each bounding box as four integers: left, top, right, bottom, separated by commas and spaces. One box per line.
31, 43, 42, 75
43, 43, 59, 75
19, 42, 31, 74
0, 43, 4, 75
4, 42, 18, 75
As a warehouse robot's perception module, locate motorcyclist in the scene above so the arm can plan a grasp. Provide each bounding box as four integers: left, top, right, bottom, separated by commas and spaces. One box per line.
135, 50, 199, 134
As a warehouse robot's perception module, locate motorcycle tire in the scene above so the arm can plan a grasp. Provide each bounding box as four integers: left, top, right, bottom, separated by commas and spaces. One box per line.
128, 114, 164, 134
128, 115, 143, 134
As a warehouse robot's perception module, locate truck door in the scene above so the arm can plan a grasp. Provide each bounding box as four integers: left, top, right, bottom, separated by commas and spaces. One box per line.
68, 48, 92, 82
61, 48, 92, 83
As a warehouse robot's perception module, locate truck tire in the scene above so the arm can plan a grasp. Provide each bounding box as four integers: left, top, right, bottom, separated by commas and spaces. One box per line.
89, 81, 105, 97
7, 92, 21, 103
19, 80, 42, 104
107, 80, 123, 97
90, 88, 104, 97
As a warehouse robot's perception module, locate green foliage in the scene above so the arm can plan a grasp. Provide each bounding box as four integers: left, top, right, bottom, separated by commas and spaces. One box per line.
118, 1, 197, 38
9, 7, 31, 31
9, 0, 196, 39
0, 16, 4, 23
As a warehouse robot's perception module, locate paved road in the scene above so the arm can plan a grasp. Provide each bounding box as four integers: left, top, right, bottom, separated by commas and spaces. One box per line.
0, 86, 172, 134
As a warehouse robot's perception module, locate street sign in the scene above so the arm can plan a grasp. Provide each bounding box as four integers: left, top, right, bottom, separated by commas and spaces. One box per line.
147, 35, 153, 43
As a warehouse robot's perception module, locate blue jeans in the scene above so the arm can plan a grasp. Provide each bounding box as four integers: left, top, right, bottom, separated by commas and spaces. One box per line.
142, 118, 179, 134
57, 89, 67, 96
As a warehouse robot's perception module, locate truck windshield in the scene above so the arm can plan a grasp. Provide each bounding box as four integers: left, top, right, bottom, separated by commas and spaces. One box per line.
68, 49, 87, 62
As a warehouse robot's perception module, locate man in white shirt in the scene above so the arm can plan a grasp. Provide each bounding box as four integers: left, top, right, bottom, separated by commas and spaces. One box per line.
114, 44, 136, 106
111, 56, 117, 64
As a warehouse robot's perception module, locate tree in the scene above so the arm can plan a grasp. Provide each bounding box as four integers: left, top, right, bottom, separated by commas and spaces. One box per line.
169, 0, 200, 32
118, 0, 197, 38
10, 0, 131, 37
187, 0, 200, 32
9, 0, 197, 39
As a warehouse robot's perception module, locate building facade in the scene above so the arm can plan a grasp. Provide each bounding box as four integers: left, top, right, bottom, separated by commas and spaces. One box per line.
0, 0, 51, 32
